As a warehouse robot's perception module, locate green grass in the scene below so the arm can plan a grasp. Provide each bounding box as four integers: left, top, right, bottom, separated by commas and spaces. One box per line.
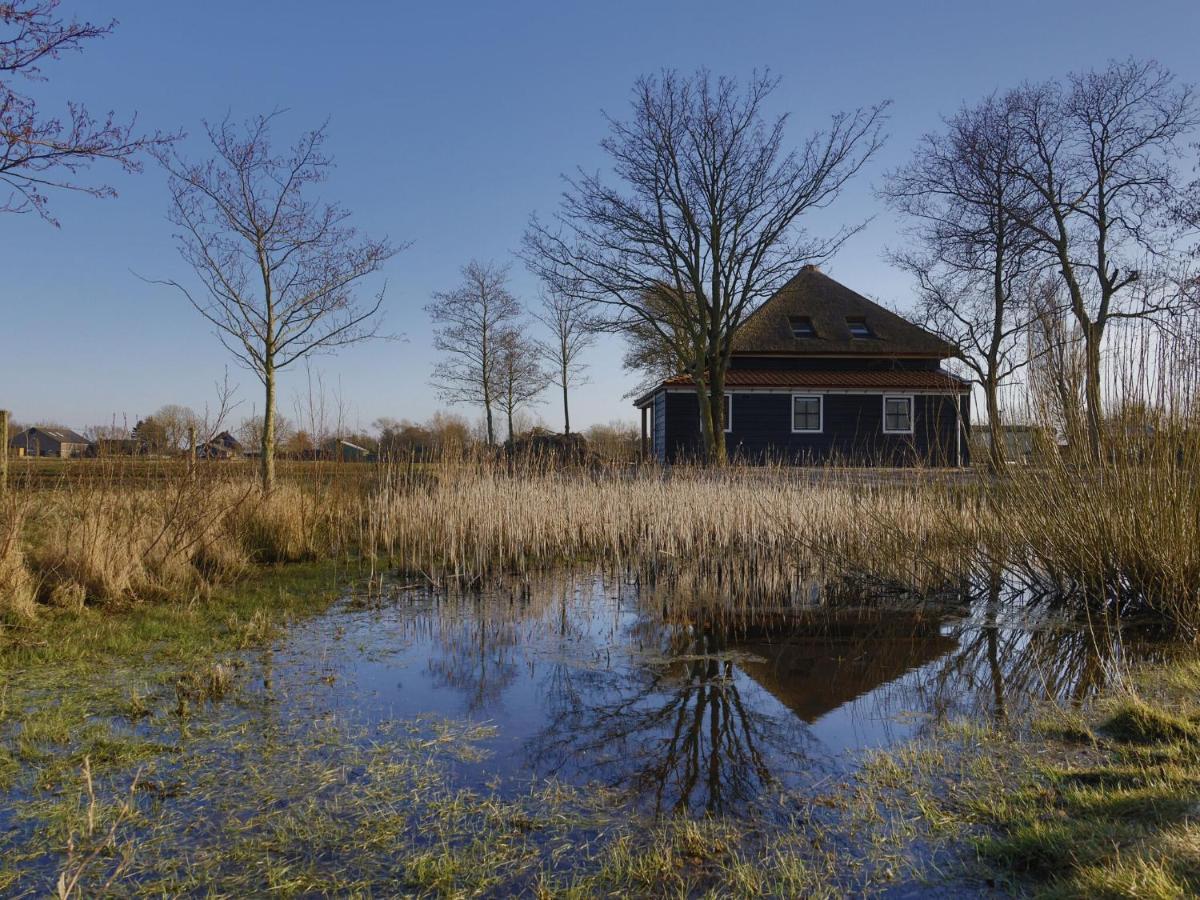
872, 659, 1200, 899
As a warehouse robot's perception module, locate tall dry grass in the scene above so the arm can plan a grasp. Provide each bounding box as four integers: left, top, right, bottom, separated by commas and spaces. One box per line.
363, 459, 979, 600
3, 419, 1199, 635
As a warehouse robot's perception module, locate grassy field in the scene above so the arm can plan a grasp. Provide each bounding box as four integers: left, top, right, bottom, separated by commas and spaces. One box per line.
2, 446, 1200, 896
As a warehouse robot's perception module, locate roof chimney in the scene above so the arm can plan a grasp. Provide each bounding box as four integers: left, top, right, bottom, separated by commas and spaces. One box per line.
801, 263, 819, 272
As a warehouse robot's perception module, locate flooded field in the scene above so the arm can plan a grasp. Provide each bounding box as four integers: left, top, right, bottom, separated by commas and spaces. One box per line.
0, 571, 1178, 896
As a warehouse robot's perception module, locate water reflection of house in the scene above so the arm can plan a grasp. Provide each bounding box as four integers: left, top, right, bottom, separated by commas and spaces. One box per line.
729, 613, 959, 723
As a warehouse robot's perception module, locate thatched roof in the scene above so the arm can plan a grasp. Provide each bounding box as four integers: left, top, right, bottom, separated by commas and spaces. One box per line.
731, 266, 953, 357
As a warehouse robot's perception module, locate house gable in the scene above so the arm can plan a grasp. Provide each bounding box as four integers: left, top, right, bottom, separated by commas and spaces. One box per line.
731, 265, 954, 358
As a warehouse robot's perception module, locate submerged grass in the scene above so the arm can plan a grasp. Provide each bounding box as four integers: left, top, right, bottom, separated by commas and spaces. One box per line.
872, 657, 1200, 898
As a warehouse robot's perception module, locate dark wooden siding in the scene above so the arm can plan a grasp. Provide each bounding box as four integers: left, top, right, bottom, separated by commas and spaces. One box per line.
659, 390, 969, 466
653, 390, 667, 463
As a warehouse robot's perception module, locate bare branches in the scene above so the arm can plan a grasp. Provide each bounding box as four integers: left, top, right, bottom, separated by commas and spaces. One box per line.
426, 261, 522, 445
532, 287, 596, 433
1001, 58, 1197, 455
883, 94, 1043, 467
495, 327, 549, 442
0, 1, 175, 223
158, 111, 400, 489
523, 68, 887, 462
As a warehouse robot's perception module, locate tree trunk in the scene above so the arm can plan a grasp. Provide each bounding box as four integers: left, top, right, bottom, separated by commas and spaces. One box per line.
562, 380, 570, 435
984, 377, 1006, 472
506, 404, 514, 445
692, 377, 715, 465
484, 401, 495, 446
708, 373, 727, 466
262, 359, 277, 494
1083, 322, 1104, 461
0, 410, 8, 494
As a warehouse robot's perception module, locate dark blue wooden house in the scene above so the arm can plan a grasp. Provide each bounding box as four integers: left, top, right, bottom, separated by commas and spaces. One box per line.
635, 266, 970, 466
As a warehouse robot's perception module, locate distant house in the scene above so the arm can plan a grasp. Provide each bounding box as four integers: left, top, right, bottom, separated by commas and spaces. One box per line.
332, 439, 371, 462
9, 426, 93, 458
634, 266, 971, 466
197, 431, 243, 460
297, 439, 372, 462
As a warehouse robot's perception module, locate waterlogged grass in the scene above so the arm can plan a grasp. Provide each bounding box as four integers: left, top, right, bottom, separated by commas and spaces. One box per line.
870, 660, 1200, 898
0, 565, 954, 897
4, 558, 1200, 896
0, 703, 917, 897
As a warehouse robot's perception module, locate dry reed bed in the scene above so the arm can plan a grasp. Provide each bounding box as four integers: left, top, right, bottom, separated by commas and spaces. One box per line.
3, 450, 1200, 634
365, 464, 979, 597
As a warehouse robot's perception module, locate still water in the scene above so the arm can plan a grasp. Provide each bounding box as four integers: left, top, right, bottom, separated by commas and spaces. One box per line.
266, 571, 1144, 816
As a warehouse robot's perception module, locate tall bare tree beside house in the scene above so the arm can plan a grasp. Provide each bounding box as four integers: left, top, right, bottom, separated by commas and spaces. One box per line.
1, 1, 173, 224
524, 69, 887, 464
495, 327, 549, 442
426, 261, 521, 446
532, 287, 595, 434
157, 112, 398, 492
1003, 59, 1196, 459
883, 94, 1040, 470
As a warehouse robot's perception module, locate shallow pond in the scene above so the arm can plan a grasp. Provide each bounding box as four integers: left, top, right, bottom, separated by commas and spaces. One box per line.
278, 573, 1141, 815
0, 571, 1178, 896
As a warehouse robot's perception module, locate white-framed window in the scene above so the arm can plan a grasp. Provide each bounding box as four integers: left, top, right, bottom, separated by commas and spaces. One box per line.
882, 395, 914, 434
846, 316, 873, 338
791, 394, 823, 433
789, 315, 816, 338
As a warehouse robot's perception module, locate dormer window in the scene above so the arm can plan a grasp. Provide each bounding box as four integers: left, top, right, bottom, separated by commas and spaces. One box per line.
846, 316, 873, 338
789, 316, 816, 338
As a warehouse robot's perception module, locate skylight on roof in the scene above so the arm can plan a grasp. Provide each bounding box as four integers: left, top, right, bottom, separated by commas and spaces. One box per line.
789, 316, 816, 338
846, 316, 873, 338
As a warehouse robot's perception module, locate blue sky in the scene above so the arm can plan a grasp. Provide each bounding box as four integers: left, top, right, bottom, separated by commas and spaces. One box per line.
4, 0, 1198, 434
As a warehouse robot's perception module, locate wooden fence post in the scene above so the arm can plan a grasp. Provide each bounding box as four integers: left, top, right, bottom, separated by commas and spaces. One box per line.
0, 409, 8, 493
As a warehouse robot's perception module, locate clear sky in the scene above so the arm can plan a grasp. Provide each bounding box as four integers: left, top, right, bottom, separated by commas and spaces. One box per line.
4, 0, 1198, 435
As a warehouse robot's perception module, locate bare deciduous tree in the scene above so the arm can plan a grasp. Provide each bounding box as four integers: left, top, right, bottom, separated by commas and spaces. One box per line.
1004, 59, 1196, 458
426, 261, 521, 446
495, 327, 548, 442
524, 69, 887, 464
156, 112, 399, 491
0, 0, 173, 223
532, 287, 594, 434
150, 404, 200, 452
884, 95, 1040, 470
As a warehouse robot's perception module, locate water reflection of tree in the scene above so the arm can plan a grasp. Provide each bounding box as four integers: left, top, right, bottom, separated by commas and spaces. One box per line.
878, 571, 1179, 732
425, 599, 524, 713
528, 624, 811, 816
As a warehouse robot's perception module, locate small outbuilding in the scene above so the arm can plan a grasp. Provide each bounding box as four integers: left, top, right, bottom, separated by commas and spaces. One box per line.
197, 431, 243, 460
332, 439, 371, 462
9, 426, 93, 458
634, 266, 971, 466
